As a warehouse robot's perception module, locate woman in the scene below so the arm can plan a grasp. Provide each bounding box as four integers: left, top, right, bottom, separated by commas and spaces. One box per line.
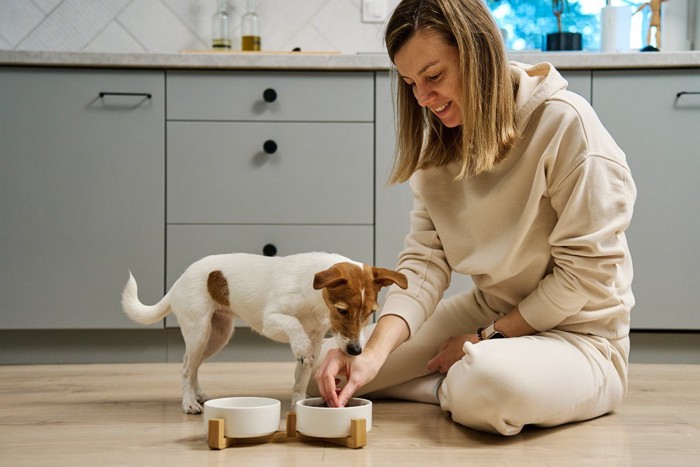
313, 0, 636, 436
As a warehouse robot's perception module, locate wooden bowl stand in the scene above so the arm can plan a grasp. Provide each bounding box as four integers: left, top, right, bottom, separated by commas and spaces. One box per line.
208, 411, 367, 450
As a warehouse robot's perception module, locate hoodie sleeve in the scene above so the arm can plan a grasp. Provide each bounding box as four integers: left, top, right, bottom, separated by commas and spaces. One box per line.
379, 177, 452, 337
518, 102, 636, 332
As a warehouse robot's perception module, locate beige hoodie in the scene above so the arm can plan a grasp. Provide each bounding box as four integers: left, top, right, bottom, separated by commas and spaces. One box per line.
381, 62, 636, 341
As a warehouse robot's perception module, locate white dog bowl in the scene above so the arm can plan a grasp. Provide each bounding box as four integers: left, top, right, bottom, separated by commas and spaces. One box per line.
203, 397, 281, 438
295, 397, 372, 438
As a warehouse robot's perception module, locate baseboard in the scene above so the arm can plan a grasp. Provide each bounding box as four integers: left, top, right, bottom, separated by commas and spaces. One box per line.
629, 331, 700, 364
0, 328, 293, 365
0, 329, 696, 365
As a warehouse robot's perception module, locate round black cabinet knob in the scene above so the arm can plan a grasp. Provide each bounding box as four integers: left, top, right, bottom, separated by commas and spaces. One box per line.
263, 88, 277, 103
262, 244, 277, 257
263, 140, 277, 154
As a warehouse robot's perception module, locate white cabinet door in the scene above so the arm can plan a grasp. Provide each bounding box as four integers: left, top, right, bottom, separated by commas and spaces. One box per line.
0, 68, 165, 329
593, 69, 700, 330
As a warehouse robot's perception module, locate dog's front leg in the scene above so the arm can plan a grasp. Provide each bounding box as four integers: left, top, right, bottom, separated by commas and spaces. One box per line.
292, 360, 312, 409
263, 312, 317, 408
263, 313, 315, 364
290, 336, 324, 409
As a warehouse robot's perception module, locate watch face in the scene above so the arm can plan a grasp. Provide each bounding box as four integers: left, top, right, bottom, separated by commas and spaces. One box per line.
489, 331, 505, 339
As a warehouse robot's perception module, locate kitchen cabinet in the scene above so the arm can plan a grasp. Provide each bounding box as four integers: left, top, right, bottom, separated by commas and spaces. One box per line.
1, 61, 696, 363
374, 70, 592, 300
164, 71, 375, 327
592, 69, 700, 330
0, 68, 165, 329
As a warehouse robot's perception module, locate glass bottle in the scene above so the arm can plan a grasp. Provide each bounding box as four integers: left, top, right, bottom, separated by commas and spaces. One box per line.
211, 0, 231, 49
241, 0, 261, 51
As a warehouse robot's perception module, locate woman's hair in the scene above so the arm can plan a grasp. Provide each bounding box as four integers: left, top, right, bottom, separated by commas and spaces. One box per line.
385, 0, 519, 183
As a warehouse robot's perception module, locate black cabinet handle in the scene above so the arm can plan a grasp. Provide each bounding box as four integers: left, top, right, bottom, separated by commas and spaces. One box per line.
263, 140, 278, 154
262, 244, 277, 257
263, 88, 277, 103
99, 92, 152, 99
676, 91, 700, 99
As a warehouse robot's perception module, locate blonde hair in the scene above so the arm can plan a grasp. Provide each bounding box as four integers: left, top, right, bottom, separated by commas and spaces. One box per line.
385, 0, 519, 183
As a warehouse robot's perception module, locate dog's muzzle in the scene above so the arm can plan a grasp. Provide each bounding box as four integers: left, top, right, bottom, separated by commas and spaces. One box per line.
346, 342, 362, 356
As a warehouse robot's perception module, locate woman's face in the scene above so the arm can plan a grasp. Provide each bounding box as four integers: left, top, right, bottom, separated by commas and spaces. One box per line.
393, 29, 463, 128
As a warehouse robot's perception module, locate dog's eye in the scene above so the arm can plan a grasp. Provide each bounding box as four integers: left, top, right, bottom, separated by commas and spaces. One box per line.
336, 307, 348, 315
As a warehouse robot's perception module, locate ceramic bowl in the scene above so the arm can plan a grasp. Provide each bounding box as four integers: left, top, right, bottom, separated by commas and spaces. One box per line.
295, 397, 372, 438
203, 397, 281, 438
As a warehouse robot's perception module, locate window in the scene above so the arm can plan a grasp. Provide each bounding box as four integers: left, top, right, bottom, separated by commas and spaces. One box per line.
487, 1, 645, 51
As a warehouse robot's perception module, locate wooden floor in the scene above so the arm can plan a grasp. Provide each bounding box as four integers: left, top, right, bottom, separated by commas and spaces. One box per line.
1, 362, 699, 466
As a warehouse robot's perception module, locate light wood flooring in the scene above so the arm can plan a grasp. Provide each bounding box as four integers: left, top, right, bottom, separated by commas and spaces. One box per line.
1, 362, 699, 466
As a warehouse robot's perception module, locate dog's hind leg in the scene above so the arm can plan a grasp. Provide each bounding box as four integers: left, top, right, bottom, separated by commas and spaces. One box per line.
180, 319, 213, 414
180, 310, 235, 414
204, 309, 235, 360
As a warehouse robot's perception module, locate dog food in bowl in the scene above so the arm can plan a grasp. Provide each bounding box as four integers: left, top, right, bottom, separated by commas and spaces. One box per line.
203, 397, 281, 438
295, 397, 372, 438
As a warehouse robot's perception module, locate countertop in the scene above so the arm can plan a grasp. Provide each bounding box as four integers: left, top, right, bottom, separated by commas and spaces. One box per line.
1, 49, 700, 70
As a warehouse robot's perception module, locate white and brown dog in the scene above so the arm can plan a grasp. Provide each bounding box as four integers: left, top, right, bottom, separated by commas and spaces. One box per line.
121, 252, 407, 414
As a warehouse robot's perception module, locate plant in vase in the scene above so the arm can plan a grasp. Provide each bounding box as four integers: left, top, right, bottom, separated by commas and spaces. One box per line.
544, 0, 583, 50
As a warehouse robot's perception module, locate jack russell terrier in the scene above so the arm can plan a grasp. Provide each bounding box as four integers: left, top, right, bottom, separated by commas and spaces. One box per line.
121, 252, 407, 414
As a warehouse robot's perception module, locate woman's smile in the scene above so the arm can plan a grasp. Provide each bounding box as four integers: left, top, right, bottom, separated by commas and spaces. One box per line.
432, 101, 451, 114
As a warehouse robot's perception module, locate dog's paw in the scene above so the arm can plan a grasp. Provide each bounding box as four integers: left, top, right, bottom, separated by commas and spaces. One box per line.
291, 339, 315, 366
196, 392, 210, 404
183, 399, 203, 414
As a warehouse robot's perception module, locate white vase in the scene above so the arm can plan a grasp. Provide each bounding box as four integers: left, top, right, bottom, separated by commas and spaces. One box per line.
601, 5, 632, 53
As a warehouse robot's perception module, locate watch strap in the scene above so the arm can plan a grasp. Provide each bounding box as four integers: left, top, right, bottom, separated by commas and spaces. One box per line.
479, 321, 508, 340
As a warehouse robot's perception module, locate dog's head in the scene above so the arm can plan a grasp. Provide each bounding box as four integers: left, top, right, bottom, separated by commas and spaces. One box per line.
313, 262, 408, 356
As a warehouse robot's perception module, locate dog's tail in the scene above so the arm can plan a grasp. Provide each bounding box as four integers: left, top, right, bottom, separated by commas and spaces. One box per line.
121, 271, 174, 325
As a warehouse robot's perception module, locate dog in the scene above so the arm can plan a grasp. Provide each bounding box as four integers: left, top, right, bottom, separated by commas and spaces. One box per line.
121, 252, 407, 414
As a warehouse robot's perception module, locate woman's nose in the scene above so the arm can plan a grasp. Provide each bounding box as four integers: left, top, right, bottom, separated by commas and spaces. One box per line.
413, 85, 432, 107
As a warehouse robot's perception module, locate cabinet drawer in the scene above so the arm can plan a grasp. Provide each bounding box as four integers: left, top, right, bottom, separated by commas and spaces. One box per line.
165, 224, 374, 327
167, 121, 373, 224
167, 71, 373, 122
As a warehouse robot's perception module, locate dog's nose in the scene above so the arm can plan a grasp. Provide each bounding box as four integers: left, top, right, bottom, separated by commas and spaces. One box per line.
347, 342, 362, 356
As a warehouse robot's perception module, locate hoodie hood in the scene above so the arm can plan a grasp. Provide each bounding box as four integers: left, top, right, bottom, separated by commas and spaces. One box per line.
510, 61, 568, 130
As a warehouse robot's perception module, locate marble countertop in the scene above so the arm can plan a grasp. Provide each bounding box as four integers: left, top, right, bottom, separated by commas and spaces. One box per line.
1, 49, 699, 70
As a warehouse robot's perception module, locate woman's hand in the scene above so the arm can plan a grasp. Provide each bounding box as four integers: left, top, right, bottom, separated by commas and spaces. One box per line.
315, 314, 410, 407
426, 334, 479, 373
315, 347, 384, 408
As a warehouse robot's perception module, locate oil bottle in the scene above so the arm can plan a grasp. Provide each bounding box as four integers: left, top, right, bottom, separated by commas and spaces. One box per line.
241, 0, 261, 51
211, 0, 231, 49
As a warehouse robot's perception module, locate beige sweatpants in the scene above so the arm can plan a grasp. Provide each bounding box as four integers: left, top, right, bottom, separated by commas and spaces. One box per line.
309, 290, 630, 436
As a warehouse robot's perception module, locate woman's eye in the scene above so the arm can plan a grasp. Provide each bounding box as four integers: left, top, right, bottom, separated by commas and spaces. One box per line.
428, 73, 441, 81
336, 307, 348, 315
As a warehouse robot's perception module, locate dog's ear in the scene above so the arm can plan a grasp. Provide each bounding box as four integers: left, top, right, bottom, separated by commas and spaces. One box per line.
313, 265, 348, 290
373, 267, 408, 290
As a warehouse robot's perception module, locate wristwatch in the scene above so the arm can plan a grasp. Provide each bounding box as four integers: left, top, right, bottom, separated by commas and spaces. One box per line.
477, 321, 508, 341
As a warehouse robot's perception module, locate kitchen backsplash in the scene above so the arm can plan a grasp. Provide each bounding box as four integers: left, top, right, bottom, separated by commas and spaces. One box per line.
0, 0, 398, 54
